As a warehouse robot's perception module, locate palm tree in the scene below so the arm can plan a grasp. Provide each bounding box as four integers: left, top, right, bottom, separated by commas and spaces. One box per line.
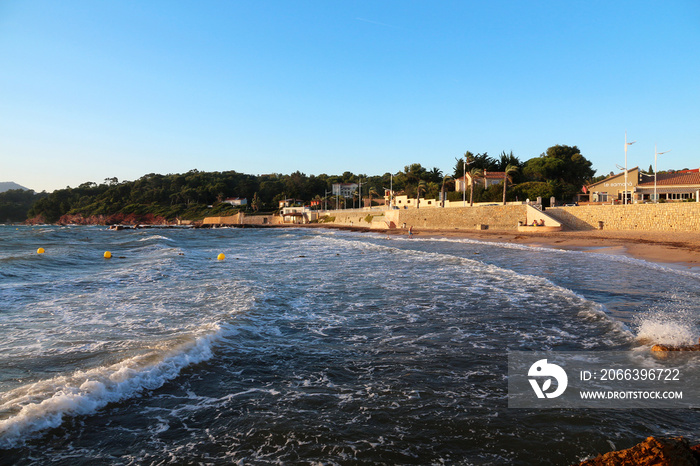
368, 188, 378, 208
416, 180, 427, 209
502, 164, 519, 205
440, 175, 453, 207
469, 168, 483, 207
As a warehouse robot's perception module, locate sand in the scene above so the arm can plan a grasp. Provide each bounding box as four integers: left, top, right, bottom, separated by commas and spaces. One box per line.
410, 228, 700, 271
299, 223, 700, 270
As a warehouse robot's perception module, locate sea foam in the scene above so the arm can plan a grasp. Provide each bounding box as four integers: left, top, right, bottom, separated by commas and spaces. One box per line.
0, 328, 221, 449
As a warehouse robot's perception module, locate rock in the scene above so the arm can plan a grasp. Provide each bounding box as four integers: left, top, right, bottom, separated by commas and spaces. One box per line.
652, 338, 700, 352
578, 436, 699, 465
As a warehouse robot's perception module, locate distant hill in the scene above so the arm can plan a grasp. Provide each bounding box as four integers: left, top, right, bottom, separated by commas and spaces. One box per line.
0, 182, 29, 193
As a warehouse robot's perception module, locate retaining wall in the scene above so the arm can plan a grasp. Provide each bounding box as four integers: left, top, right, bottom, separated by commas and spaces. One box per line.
323, 205, 528, 231
546, 203, 700, 232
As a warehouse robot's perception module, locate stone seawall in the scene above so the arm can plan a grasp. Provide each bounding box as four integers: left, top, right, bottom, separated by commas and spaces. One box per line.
324, 205, 528, 231
546, 203, 700, 232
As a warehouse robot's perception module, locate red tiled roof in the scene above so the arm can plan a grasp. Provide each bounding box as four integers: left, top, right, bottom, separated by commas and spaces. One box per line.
483, 171, 506, 179
638, 172, 700, 187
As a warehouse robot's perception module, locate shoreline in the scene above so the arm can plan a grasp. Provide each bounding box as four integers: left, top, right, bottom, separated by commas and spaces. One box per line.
298, 224, 700, 271
415, 228, 700, 271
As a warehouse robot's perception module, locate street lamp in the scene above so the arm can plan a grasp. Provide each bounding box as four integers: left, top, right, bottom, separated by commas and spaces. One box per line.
462, 156, 467, 207
390, 173, 393, 209
624, 132, 636, 205
654, 144, 671, 203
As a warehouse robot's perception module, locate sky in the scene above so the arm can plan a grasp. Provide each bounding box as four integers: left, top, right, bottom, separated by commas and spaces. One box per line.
1, 0, 698, 192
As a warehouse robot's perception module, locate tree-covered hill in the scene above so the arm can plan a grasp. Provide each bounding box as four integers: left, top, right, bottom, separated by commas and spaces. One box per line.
25, 169, 400, 223
0, 189, 47, 223
16, 145, 595, 224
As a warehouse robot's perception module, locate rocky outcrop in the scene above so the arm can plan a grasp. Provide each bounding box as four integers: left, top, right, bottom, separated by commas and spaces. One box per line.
578, 436, 700, 465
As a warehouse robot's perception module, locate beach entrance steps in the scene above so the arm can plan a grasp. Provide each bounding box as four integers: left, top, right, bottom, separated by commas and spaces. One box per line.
517, 205, 563, 232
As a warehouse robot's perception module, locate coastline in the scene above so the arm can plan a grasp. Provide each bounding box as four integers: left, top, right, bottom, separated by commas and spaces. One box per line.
298, 224, 700, 271
416, 229, 700, 271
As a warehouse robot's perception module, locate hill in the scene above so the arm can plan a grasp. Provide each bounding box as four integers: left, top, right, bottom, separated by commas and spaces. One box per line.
0, 182, 29, 193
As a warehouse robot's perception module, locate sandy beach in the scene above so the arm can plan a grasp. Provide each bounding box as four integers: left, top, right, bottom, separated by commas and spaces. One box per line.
304, 223, 700, 270
405, 228, 700, 271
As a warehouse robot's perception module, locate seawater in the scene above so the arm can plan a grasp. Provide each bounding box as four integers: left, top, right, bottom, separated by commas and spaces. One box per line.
1, 225, 699, 465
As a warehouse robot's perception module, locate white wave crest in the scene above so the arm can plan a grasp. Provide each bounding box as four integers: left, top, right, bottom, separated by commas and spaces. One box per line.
0, 328, 221, 449
634, 311, 698, 346
137, 235, 174, 242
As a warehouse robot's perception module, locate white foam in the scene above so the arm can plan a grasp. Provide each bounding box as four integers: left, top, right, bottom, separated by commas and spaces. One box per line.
634, 311, 698, 346
137, 235, 174, 243
0, 328, 221, 449
417, 235, 700, 278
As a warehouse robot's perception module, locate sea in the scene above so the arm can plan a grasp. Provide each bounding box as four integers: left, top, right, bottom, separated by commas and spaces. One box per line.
1, 224, 700, 465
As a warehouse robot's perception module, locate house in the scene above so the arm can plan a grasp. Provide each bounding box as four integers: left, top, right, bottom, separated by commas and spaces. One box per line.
585, 167, 700, 203
278, 198, 304, 208
223, 197, 247, 206
331, 183, 358, 198
281, 206, 318, 224
455, 171, 507, 192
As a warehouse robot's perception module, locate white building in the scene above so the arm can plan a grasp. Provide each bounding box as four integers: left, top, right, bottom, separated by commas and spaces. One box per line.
332, 183, 359, 198
223, 197, 247, 206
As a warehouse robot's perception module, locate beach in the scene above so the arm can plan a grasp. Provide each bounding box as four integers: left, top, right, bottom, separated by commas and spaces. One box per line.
376, 227, 700, 271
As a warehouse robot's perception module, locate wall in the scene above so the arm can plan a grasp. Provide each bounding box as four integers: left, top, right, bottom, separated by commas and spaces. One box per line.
546, 203, 700, 232
202, 213, 281, 225
323, 205, 528, 231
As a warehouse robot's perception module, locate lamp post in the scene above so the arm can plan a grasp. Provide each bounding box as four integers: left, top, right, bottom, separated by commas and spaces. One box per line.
654, 144, 671, 203
358, 178, 362, 210
462, 156, 467, 207
390, 173, 393, 209
624, 132, 636, 205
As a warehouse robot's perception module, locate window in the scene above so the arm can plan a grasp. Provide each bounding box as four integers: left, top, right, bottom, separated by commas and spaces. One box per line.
668, 193, 691, 200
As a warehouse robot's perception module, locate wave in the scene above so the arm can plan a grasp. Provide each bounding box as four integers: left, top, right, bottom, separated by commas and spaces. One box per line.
0, 327, 222, 449
315, 233, 639, 350
633, 310, 699, 346
416, 236, 700, 278
137, 235, 175, 243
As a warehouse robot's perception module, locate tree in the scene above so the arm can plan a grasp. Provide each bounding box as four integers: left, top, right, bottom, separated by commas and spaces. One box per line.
251, 192, 262, 212
416, 180, 427, 208
495, 151, 522, 172
428, 167, 443, 183
440, 175, 453, 207
468, 168, 483, 207
454, 152, 473, 178
368, 188, 378, 207
502, 164, 519, 205
522, 145, 595, 201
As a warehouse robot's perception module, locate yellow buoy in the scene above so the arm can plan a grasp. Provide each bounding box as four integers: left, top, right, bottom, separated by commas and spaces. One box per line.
37, 247, 45, 254
104, 251, 112, 259
217, 253, 225, 261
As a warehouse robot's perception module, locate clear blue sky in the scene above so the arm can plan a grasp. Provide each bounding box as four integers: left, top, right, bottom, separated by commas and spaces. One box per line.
1, 0, 698, 192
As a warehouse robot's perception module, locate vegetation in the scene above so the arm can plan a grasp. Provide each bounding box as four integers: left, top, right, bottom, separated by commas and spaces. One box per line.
9, 144, 598, 224
0, 189, 47, 223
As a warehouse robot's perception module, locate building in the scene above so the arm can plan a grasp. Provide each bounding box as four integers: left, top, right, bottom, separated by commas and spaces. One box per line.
278, 198, 304, 208
223, 197, 247, 206
455, 171, 507, 192
586, 167, 642, 203
586, 167, 700, 203
636, 171, 700, 202
281, 206, 317, 224
332, 183, 358, 198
